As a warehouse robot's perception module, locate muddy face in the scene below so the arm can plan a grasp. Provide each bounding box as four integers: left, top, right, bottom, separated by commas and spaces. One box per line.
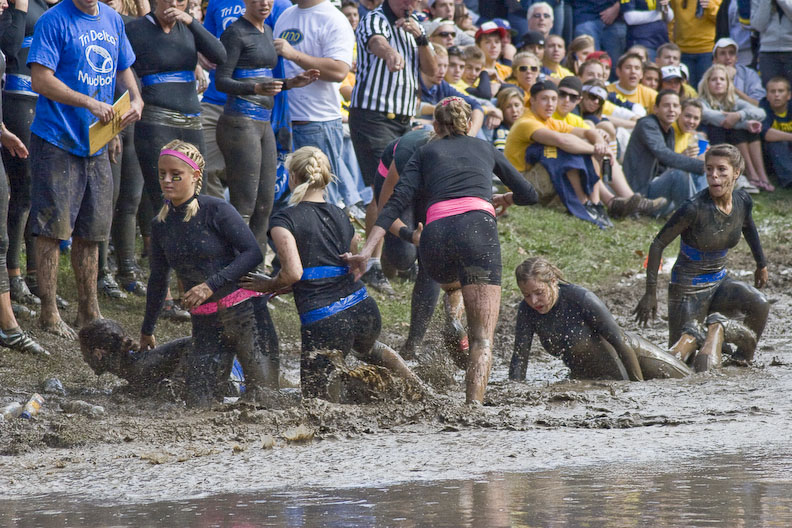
518, 278, 558, 315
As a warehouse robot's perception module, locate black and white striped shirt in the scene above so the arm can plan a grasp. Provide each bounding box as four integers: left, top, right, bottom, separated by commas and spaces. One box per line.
351, 2, 420, 116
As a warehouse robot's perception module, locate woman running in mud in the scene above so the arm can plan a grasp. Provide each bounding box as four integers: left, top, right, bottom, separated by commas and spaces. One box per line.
240, 146, 422, 399
635, 144, 770, 372
141, 141, 279, 407
509, 257, 691, 382
215, 0, 318, 253
346, 97, 540, 405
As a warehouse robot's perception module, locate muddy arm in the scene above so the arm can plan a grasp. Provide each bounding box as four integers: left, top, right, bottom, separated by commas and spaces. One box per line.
509, 302, 536, 381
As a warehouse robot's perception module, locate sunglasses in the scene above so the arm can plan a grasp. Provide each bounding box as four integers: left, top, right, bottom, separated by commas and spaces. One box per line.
532, 12, 552, 19
584, 93, 604, 104
517, 65, 540, 72
436, 31, 456, 38
558, 91, 580, 102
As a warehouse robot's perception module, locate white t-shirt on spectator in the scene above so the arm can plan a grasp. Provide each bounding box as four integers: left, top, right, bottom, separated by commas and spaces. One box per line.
273, 1, 355, 122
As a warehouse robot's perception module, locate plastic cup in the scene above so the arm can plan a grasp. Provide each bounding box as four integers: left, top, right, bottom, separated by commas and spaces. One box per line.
698, 138, 709, 155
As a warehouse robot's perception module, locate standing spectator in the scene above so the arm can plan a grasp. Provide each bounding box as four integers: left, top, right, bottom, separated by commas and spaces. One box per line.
759, 77, 792, 187
621, 0, 673, 60
572, 0, 627, 77
349, 0, 438, 294
527, 2, 554, 38
28, 0, 143, 338
669, 0, 722, 87
750, 0, 792, 87
273, 0, 356, 209
711, 37, 764, 106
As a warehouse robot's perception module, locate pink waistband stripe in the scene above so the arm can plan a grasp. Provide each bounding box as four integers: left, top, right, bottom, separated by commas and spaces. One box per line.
190, 288, 263, 315
377, 160, 389, 179
426, 197, 496, 225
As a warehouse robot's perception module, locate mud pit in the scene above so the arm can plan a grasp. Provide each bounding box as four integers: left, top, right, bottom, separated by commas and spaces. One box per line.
1, 248, 791, 506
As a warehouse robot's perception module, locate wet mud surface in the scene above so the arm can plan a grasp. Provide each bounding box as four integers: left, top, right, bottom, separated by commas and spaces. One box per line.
1, 248, 791, 507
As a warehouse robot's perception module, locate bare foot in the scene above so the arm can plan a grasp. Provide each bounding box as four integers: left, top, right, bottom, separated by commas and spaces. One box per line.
41, 317, 78, 340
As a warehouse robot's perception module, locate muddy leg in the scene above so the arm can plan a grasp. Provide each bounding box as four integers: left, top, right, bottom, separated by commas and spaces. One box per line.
367, 341, 422, 386
670, 334, 700, 364
443, 285, 469, 369
36, 236, 76, 339
461, 283, 501, 404
693, 323, 724, 373
72, 237, 102, 328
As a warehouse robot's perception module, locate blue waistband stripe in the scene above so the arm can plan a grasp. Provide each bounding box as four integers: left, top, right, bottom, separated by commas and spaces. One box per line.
141, 70, 196, 87
232, 67, 273, 79
672, 268, 727, 286
22, 36, 33, 49
299, 287, 368, 326
225, 96, 272, 121
301, 266, 349, 280
4, 74, 36, 96
680, 241, 728, 261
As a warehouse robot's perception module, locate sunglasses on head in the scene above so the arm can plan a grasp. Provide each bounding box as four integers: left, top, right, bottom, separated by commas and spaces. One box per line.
532, 12, 552, 19
558, 90, 580, 102
517, 65, 540, 72
437, 31, 456, 38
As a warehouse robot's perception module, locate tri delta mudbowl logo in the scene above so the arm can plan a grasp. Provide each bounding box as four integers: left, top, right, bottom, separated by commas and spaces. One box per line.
86, 44, 114, 74
278, 29, 304, 45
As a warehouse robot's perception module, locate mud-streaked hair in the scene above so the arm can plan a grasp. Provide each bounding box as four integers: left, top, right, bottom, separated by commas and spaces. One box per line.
434, 96, 472, 137
157, 140, 204, 223
515, 256, 564, 285
705, 143, 745, 177
287, 146, 335, 205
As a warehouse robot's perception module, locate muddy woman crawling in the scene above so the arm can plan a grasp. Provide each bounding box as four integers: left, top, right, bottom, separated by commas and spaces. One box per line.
634, 144, 769, 372
509, 257, 692, 382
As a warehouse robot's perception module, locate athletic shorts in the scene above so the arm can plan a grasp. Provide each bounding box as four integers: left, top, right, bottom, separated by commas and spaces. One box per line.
30, 134, 113, 241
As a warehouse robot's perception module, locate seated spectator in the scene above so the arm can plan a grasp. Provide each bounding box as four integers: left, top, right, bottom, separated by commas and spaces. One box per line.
580, 60, 643, 129
527, 2, 554, 39
622, 0, 673, 60
418, 46, 488, 136
445, 45, 467, 89
642, 62, 661, 91
580, 79, 620, 140
426, 18, 462, 50
505, 81, 663, 227
515, 30, 546, 60
759, 77, 792, 188
608, 52, 658, 113
698, 64, 772, 191
340, 0, 359, 29
459, 45, 495, 99
656, 42, 698, 98
712, 38, 765, 107
564, 34, 596, 75
476, 21, 512, 94
507, 51, 542, 107
587, 50, 613, 80
623, 90, 706, 215
660, 65, 687, 99
493, 86, 526, 152
424, 0, 475, 45
542, 34, 574, 82
453, 1, 477, 37
672, 98, 706, 159
493, 18, 518, 64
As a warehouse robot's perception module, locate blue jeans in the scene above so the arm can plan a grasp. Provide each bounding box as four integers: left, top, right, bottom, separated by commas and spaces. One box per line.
292, 119, 348, 206
647, 169, 697, 216
765, 141, 792, 188
759, 52, 792, 87
680, 52, 712, 88
574, 19, 627, 81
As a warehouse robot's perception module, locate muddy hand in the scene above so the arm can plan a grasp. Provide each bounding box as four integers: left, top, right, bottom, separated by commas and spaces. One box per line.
140, 333, 156, 351
755, 266, 768, 289
289, 69, 321, 89
181, 282, 213, 310
341, 252, 368, 280
239, 271, 273, 293
412, 223, 423, 246
634, 291, 657, 326
0, 127, 28, 158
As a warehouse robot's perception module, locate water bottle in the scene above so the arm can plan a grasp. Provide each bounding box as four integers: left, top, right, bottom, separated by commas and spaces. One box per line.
19, 393, 44, 419
1, 402, 23, 420
602, 157, 612, 183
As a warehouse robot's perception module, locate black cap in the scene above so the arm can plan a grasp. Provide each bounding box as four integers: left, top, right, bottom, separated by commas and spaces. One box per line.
518, 30, 545, 49
558, 76, 582, 94
530, 80, 558, 97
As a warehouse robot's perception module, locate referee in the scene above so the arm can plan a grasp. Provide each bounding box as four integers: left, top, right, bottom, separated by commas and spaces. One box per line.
349, 0, 437, 294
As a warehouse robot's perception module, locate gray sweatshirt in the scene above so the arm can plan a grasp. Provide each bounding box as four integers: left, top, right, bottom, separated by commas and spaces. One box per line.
700, 98, 767, 129
751, 0, 792, 52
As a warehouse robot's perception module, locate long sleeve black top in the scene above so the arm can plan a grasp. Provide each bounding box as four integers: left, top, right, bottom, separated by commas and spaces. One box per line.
142, 195, 262, 335
0, 0, 48, 77
376, 134, 539, 231
126, 13, 227, 115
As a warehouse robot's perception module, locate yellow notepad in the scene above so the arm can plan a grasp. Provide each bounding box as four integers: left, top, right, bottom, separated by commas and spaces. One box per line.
88, 91, 130, 155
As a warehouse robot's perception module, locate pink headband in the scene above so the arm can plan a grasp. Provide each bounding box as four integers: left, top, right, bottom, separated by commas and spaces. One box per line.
160, 149, 201, 172
441, 96, 463, 106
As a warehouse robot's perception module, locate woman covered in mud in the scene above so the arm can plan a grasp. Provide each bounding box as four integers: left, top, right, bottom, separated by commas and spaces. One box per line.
141, 140, 279, 407
509, 257, 691, 382
215, 0, 318, 254
241, 146, 422, 400
346, 97, 540, 405
635, 144, 770, 372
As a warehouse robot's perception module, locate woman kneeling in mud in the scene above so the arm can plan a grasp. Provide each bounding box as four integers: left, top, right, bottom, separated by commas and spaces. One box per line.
141, 140, 279, 407
241, 147, 421, 400
635, 144, 769, 372
509, 257, 692, 381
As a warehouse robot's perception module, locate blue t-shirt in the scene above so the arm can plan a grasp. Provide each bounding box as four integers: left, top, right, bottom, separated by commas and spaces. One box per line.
202, 0, 291, 106
27, 0, 135, 156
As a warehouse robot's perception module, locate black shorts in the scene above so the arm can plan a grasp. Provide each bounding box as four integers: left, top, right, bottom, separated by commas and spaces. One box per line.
419, 210, 501, 287
29, 134, 113, 241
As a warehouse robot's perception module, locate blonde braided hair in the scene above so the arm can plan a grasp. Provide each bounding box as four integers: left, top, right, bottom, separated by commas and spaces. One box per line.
287, 146, 335, 205
156, 140, 205, 223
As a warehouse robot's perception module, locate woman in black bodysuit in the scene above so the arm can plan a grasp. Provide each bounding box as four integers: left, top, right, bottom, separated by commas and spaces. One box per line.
635, 144, 770, 372
215, 0, 318, 254
348, 97, 539, 405
509, 257, 691, 382
241, 146, 422, 400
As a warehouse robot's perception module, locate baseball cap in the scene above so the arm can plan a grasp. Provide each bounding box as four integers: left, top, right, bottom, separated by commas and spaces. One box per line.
475, 21, 508, 41
661, 65, 683, 81
712, 37, 739, 55
517, 30, 545, 49
679, 63, 690, 79
423, 18, 455, 37
558, 76, 583, 93
530, 79, 559, 97
587, 50, 612, 68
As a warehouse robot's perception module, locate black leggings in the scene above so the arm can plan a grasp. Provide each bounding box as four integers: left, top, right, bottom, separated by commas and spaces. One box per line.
216, 114, 277, 250
419, 211, 502, 287
0, 160, 10, 294
2, 93, 36, 272
703, 125, 758, 146
667, 277, 770, 347
134, 120, 206, 213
